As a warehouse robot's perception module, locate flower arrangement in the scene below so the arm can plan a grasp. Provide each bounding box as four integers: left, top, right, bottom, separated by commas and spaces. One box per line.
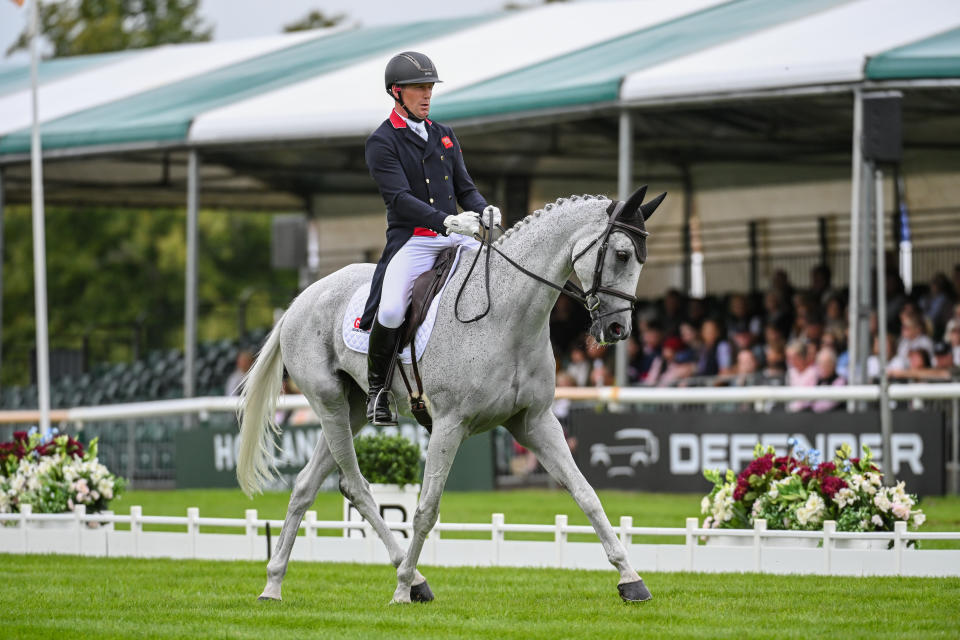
0, 429, 126, 515
701, 441, 925, 538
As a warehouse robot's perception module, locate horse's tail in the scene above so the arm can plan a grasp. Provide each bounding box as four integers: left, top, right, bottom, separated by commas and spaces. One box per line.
236, 311, 287, 497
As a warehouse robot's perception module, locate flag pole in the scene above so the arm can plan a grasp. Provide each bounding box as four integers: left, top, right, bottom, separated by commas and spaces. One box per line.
28, 0, 52, 437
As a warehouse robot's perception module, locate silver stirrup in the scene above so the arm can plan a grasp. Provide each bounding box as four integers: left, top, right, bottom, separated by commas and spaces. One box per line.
372, 387, 399, 426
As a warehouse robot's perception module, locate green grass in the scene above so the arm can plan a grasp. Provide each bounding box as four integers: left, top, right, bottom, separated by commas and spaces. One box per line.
1, 555, 958, 639
115, 488, 960, 547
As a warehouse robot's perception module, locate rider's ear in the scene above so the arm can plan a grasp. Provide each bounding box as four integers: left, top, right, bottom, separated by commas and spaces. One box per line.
640, 192, 667, 221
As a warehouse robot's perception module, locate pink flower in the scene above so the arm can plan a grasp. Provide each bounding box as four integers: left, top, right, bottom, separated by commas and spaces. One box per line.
892, 503, 910, 520
871, 514, 884, 527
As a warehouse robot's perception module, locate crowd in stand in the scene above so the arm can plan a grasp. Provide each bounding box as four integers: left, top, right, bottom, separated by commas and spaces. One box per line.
548, 264, 960, 412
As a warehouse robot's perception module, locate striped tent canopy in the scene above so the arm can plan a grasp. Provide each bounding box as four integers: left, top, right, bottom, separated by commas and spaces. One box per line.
1, 0, 958, 208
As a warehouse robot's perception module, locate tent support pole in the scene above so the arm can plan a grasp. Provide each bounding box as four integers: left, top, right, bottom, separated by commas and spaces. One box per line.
29, 0, 51, 436
184, 150, 199, 417
847, 89, 864, 406
874, 169, 894, 482
615, 108, 633, 389
0, 168, 5, 383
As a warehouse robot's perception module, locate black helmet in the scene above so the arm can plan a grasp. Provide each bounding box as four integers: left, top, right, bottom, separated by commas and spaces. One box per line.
384, 51, 442, 95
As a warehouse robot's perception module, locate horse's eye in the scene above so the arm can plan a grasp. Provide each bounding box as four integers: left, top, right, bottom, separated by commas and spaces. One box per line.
615, 250, 630, 263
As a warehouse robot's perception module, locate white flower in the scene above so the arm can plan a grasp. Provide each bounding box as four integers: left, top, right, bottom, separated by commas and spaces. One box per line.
913, 512, 926, 527
795, 494, 825, 526
701, 496, 711, 514
871, 514, 884, 527
874, 492, 892, 513
833, 487, 857, 508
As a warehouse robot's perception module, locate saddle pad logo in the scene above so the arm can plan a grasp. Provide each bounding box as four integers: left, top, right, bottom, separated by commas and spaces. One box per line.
353, 317, 362, 330
441, 136, 453, 149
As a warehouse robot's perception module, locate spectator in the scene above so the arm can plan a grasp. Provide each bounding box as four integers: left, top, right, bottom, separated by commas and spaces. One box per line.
630, 319, 663, 384
894, 311, 934, 364
823, 294, 846, 336
949, 323, 960, 366
660, 288, 686, 338
586, 337, 613, 387
809, 264, 836, 308
550, 296, 589, 356
786, 340, 817, 412
726, 293, 762, 340
932, 341, 960, 380
565, 344, 590, 387
889, 347, 936, 381
730, 321, 764, 365
762, 289, 793, 339
943, 302, 960, 343
920, 272, 955, 337
811, 347, 845, 413
885, 272, 908, 332
802, 311, 825, 349
730, 349, 764, 387
225, 349, 254, 396
771, 269, 796, 305
648, 336, 696, 387
695, 318, 733, 377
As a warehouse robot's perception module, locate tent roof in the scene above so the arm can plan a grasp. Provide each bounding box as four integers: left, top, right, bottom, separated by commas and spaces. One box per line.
1, 0, 959, 160
866, 26, 960, 80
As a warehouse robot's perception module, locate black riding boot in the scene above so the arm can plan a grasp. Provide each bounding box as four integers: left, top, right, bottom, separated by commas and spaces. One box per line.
366, 319, 401, 426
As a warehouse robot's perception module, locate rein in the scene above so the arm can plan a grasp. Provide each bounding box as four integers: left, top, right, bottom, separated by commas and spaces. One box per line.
453, 200, 648, 324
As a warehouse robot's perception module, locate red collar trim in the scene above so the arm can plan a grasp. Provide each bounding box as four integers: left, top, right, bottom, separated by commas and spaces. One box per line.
389, 109, 433, 129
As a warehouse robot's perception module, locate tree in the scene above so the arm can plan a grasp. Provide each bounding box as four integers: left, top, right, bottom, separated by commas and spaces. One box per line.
282, 9, 346, 33
6, 0, 213, 58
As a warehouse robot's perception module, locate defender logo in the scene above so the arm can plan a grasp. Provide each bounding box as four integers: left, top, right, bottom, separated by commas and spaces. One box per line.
589, 428, 660, 478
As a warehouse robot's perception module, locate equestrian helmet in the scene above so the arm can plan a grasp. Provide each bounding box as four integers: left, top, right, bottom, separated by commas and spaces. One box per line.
384, 51, 442, 96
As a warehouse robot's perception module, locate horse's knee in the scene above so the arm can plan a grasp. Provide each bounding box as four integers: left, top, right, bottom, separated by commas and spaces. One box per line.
413, 502, 439, 531
377, 305, 405, 330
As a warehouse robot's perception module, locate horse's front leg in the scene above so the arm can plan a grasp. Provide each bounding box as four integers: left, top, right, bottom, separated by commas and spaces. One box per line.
508, 409, 651, 602
393, 423, 464, 604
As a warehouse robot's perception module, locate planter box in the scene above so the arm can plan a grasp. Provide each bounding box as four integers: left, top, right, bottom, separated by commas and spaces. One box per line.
343, 483, 420, 539
704, 533, 819, 548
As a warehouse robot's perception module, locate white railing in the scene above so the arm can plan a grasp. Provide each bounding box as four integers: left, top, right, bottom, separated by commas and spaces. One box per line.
3, 505, 959, 577
1, 383, 958, 424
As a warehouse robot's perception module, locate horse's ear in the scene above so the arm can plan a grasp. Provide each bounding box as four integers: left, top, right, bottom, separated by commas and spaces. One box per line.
640, 192, 666, 220
620, 185, 647, 218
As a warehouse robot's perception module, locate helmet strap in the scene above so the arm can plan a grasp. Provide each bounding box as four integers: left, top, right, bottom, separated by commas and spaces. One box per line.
390, 85, 425, 123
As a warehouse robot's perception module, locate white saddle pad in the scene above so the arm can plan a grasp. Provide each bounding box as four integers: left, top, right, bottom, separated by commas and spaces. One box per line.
342, 246, 464, 363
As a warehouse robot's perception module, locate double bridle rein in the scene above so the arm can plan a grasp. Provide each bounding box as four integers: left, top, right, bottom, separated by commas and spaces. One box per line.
454, 198, 649, 324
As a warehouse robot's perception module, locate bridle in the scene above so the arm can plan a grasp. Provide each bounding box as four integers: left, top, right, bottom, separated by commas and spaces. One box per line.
454, 198, 649, 324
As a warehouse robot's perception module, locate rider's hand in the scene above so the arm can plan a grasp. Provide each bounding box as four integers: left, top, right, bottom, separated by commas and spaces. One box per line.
481, 205, 502, 229
443, 211, 481, 237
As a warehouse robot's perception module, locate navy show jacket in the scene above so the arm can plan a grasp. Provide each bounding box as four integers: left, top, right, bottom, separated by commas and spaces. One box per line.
359, 109, 488, 329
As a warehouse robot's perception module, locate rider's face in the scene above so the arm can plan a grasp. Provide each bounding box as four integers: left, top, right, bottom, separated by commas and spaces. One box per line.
394, 83, 434, 119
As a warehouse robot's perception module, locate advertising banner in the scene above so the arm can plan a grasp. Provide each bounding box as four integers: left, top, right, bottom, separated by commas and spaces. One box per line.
568, 410, 945, 495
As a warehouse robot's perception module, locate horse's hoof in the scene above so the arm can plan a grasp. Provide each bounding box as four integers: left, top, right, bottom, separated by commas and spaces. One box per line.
257, 595, 281, 602
618, 578, 652, 603
410, 580, 434, 603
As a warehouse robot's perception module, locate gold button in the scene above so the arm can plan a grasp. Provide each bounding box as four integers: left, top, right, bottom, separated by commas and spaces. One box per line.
429, 198, 434, 203
425, 178, 430, 184
440, 155, 444, 160
444, 175, 449, 180
448, 195, 452, 200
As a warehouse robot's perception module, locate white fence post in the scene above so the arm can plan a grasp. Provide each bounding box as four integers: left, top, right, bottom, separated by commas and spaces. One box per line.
492, 513, 504, 566
753, 519, 767, 572
685, 517, 698, 571
244, 509, 257, 561
188, 507, 200, 559
619, 516, 633, 549
74, 504, 86, 554
304, 510, 317, 561
20, 503, 32, 552
822, 520, 836, 574
894, 520, 907, 575
130, 506, 142, 557
555, 514, 568, 568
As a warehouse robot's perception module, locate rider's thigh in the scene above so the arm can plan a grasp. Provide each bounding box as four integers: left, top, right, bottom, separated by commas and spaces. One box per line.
378, 237, 445, 328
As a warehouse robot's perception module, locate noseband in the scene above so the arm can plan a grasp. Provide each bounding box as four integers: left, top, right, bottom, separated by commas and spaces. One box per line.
454, 199, 648, 324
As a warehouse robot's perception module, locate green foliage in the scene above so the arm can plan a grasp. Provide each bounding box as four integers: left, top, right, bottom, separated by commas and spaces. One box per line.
6, 0, 212, 58
282, 10, 346, 33
1, 204, 297, 386
353, 433, 420, 487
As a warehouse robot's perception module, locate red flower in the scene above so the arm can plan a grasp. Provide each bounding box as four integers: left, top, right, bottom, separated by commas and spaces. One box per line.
815, 462, 836, 479
12, 431, 28, 443
733, 453, 776, 501
797, 465, 814, 484
820, 475, 848, 498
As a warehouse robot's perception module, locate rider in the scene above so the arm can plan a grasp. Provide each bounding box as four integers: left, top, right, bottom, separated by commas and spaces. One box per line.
360, 51, 500, 426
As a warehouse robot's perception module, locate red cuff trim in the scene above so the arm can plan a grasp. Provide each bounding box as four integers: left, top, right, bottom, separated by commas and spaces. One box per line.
413, 227, 438, 237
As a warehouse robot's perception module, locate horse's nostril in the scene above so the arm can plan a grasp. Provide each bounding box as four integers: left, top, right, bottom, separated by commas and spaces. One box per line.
609, 323, 624, 338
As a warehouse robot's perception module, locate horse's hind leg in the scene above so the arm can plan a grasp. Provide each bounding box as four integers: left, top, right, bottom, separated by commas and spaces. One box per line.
258, 383, 367, 601
508, 410, 652, 603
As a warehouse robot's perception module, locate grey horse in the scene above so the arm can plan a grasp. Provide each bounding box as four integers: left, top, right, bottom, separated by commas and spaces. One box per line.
237, 187, 664, 603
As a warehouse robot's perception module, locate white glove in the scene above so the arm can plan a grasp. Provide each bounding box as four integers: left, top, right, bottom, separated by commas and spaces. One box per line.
443, 211, 481, 237
481, 205, 502, 229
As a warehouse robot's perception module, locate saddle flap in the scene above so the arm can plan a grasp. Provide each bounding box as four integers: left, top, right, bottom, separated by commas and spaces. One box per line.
401, 247, 457, 347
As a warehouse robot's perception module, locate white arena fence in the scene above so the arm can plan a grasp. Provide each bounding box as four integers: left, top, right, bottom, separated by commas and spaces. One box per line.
2, 504, 959, 578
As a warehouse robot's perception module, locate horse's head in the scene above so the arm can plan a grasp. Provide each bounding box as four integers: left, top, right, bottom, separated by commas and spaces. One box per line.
572, 185, 665, 345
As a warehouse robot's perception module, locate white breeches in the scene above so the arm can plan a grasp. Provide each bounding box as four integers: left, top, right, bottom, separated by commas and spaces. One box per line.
378, 232, 480, 328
